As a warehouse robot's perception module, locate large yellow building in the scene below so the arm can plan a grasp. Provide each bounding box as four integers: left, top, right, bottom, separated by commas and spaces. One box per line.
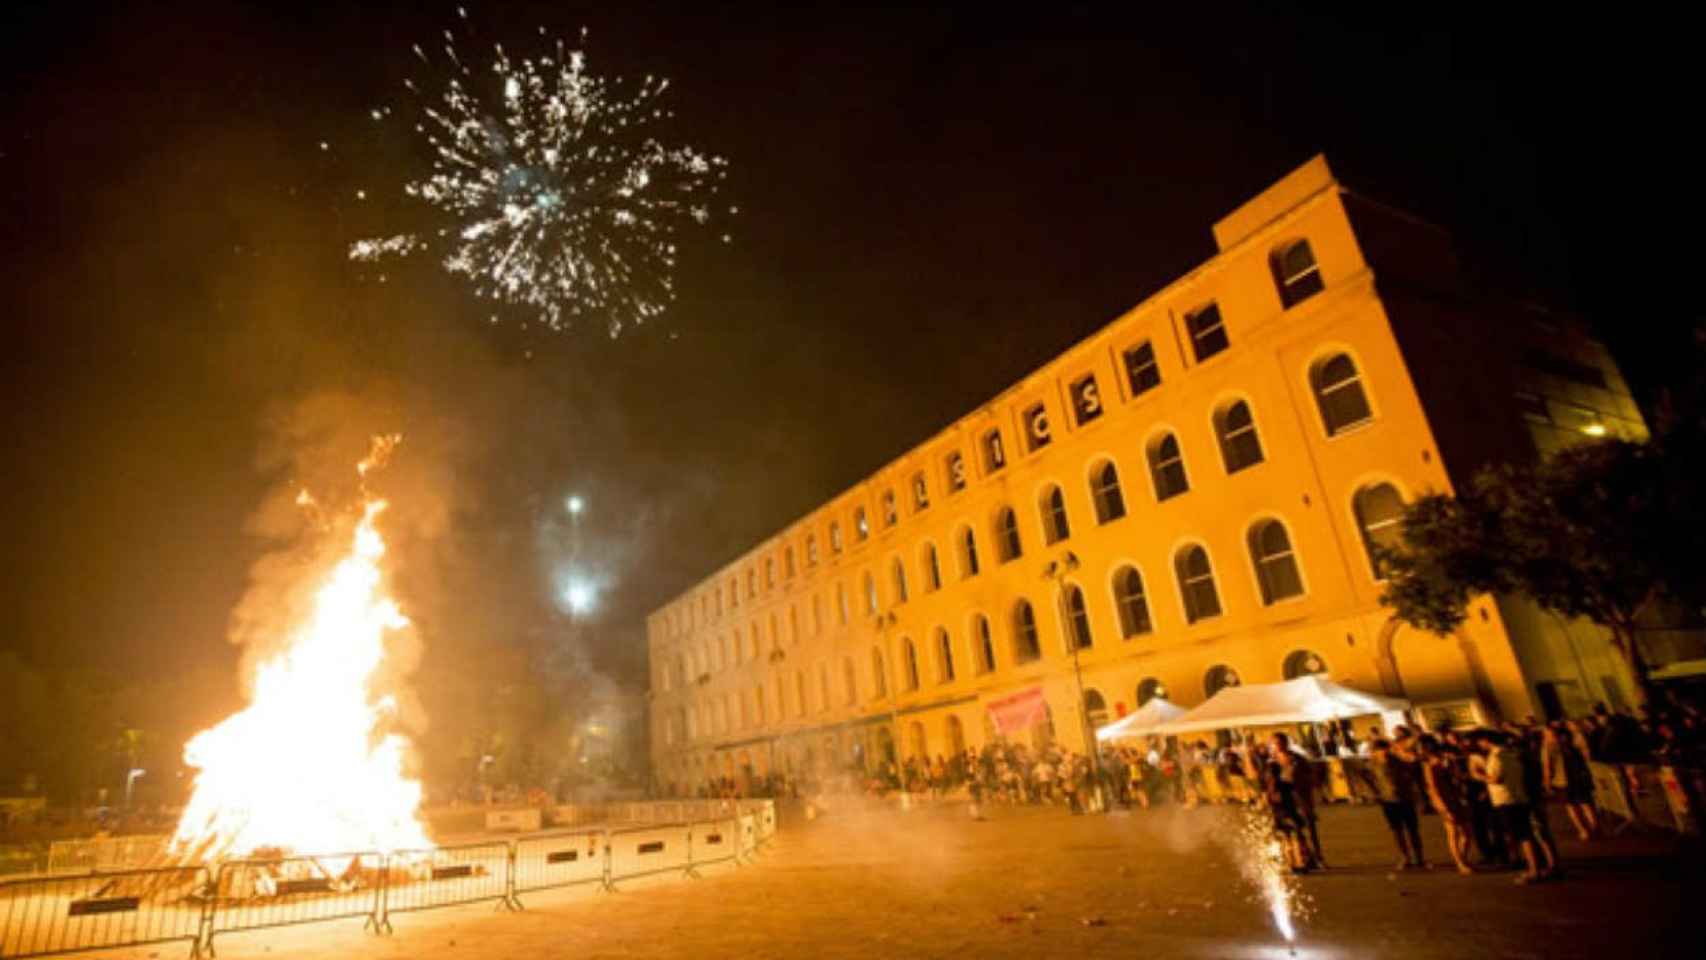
645, 156, 1652, 790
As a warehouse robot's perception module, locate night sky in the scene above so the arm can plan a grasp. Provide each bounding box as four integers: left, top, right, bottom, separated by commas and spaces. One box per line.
0, 4, 1692, 762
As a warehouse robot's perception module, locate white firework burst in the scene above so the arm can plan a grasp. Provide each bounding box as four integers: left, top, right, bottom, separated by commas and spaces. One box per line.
353, 18, 727, 337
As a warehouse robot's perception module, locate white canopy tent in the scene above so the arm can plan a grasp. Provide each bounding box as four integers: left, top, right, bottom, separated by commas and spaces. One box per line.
1152, 676, 1409, 737
1094, 698, 1186, 742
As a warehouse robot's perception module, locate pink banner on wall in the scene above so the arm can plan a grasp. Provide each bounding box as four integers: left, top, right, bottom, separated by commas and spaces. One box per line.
986, 686, 1047, 735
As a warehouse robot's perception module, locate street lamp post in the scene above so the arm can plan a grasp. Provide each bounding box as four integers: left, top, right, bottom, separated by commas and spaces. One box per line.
1043, 550, 1107, 813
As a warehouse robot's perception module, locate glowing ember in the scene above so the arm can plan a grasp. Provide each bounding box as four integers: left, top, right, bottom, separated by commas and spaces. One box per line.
170, 437, 431, 863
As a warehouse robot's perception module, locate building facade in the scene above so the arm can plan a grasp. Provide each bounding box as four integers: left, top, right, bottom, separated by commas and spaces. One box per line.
645, 156, 1650, 792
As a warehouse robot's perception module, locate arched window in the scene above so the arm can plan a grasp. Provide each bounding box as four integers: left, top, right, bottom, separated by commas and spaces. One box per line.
1353, 482, 1406, 579
829, 521, 843, 553
1084, 690, 1110, 730
891, 558, 909, 604
1112, 566, 1153, 639
1174, 545, 1222, 623
1090, 461, 1127, 524
1063, 584, 1093, 650
1248, 518, 1304, 604
1272, 239, 1324, 308
855, 507, 870, 541
1204, 664, 1242, 698
1136, 677, 1168, 706
936, 628, 955, 684
902, 638, 921, 691
1147, 432, 1189, 501
960, 527, 981, 577
864, 572, 879, 616
843, 657, 858, 704
1283, 649, 1329, 680
996, 507, 1023, 562
796, 670, 808, 717
784, 547, 796, 578
1013, 600, 1042, 663
1040, 485, 1071, 544
1214, 400, 1264, 473
973, 614, 996, 674
871, 648, 888, 699
922, 543, 943, 591
1312, 353, 1373, 436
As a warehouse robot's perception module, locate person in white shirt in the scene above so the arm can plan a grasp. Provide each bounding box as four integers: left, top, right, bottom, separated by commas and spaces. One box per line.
1472, 731, 1548, 884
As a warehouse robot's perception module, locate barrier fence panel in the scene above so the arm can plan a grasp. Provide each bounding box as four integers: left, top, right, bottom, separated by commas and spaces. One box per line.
0, 865, 207, 960
741, 801, 776, 843
378, 842, 514, 927
737, 814, 758, 861
205, 852, 385, 954
45, 836, 170, 877
687, 819, 738, 873
511, 830, 608, 902
605, 825, 692, 888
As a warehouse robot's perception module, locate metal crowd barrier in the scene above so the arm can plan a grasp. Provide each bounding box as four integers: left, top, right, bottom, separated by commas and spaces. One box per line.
511, 829, 608, 903
687, 819, 739, 874
203, 851, 386, 955
605, 823, 693, 889
0, 865, 207, 959
0, 801, 780, 960
377, 842, 514, 928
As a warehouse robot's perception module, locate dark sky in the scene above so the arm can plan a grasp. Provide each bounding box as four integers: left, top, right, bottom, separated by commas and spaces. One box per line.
0, 3, 1692, 711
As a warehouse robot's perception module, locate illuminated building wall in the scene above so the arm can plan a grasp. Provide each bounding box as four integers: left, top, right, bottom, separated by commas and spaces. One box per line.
645, 156, 1646, 788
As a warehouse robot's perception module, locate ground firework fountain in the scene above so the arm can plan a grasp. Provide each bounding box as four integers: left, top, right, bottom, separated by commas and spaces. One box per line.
1231, 805, 1306, 954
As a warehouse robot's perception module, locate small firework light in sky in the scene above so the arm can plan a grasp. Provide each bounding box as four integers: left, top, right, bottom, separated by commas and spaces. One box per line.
354, 12, 728, 337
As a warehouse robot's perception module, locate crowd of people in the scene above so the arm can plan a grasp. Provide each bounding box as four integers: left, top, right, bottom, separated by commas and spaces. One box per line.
665, 701, 1706, 878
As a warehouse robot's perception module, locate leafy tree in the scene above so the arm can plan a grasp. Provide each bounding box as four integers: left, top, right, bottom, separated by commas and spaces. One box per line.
1380, 438, 1697, 707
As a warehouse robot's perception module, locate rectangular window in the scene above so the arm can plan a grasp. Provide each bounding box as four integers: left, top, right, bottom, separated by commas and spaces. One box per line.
912, 472, 929, 510
1071, 374, 1103, 425
1023, 402, 1051, 452
982, 428, 1007, 472
945, 452, 967, 492
1185, 303, 1229, 362
1123, 340, 1161, 396
882, 490, 898, 527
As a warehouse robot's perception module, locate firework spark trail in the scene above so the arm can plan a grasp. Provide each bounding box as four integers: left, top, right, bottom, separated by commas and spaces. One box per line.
1228, 805, 1309, 944
353, 11, 728, 337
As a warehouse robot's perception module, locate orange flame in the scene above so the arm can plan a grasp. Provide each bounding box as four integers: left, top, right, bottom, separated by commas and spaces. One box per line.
171, 438, 430, 862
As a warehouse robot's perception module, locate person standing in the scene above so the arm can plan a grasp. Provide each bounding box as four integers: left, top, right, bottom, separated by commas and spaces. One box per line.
1418, 735, 1475, 875
1473, 731, 1551, 884
1362, 738, 1426, 870
1256, 741, 1311, 873
1273, 733, 1324, 868
1542, 724, 1599, 841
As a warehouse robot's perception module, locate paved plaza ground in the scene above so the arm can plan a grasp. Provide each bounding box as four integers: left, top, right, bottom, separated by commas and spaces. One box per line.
75, 797, 1695, 960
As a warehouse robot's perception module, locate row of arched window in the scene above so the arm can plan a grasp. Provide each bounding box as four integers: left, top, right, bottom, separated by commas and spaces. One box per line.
660, 340, 1375, 641
660, 480, 1408, 694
